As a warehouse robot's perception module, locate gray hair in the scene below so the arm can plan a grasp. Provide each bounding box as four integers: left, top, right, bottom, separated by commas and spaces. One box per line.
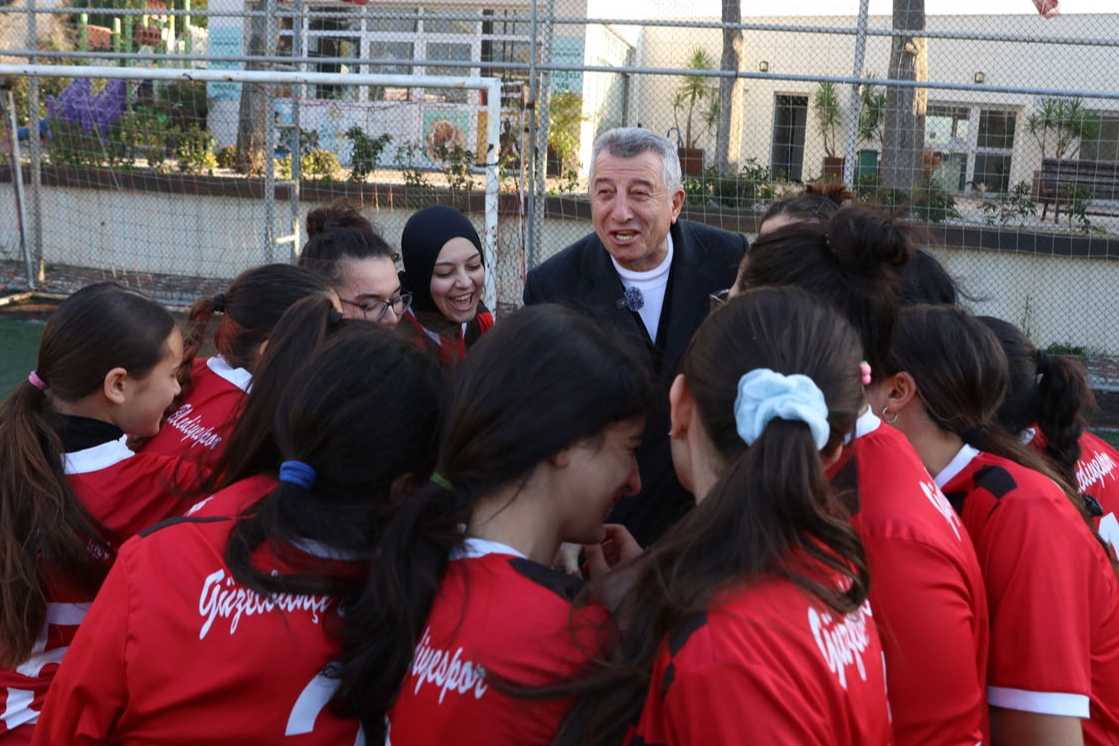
589, 127, 682, 195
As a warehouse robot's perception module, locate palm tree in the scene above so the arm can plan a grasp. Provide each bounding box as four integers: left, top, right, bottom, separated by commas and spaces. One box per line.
673, 48, 718, 149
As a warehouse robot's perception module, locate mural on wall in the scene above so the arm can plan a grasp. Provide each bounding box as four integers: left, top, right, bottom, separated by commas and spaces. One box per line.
423, 110, 470, 161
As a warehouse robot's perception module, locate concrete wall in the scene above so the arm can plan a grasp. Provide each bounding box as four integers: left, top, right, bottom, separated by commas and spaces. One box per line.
4, 183, 1116, 353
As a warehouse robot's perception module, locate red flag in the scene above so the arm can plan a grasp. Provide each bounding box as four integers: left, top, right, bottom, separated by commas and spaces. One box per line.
1033, 0, 1059, 18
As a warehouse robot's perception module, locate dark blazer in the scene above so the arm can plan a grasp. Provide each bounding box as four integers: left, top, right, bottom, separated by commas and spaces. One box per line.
524, 219, 747, 546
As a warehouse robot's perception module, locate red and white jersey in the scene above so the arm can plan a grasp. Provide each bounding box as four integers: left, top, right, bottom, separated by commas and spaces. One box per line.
0, 435, 202, 744
386, 539, 610, 746
1028, 428, 1119, 557
141, 357, 251, 468
828, 411, 989, 746
629, 570, 892, 746
31, 474, 367, 746
938, 446, 1119, 745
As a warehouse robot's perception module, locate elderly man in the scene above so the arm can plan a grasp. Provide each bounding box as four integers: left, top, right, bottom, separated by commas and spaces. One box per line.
524, 127, 747, 546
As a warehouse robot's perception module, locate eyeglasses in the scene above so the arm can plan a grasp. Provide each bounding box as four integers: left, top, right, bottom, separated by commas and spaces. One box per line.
340, 292, 413, 322
709, 288, 731, 311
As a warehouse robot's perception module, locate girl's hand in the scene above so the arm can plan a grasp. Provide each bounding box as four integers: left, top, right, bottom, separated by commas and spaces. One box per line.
585, 524, 644, 613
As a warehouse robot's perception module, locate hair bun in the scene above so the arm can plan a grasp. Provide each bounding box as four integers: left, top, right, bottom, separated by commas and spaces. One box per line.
827, 206, 913, 273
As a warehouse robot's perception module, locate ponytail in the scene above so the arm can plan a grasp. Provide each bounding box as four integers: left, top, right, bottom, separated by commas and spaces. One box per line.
0, 384, 108, 666
333, 480, 470, 740
555, 288, 867, 746
978, 316, 1094, 494
1036, 351, 1093, 487
893, 307, 1112, 564
0, 282, 173, 666
333, 305, 653, 739
224, 320, 442, 618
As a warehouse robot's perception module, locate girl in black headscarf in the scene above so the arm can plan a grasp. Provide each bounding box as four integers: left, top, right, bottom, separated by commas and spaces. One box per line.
400, 205, 495, 364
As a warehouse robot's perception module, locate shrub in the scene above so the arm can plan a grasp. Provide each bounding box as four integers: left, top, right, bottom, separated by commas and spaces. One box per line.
346, 128, 393, 183
301, 149, 340, 180
215, 145, 238, 169
177, 124, 217, 175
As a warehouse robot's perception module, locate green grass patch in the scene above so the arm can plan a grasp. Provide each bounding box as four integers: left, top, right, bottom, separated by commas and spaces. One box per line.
0, 318, 45, 398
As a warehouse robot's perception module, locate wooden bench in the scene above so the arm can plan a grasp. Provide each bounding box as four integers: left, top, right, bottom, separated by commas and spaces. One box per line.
1032, 158, 1119, 223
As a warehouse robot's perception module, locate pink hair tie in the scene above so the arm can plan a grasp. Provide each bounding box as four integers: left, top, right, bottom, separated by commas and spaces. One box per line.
859, 362, 872, 386
28, 370, 48, 391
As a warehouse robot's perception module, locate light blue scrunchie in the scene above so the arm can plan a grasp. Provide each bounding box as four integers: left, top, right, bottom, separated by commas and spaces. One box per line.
734, 369, 831, 450
278, 460, 317, 489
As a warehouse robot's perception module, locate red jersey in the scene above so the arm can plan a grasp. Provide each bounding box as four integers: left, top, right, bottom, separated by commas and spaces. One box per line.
938, 446, 1119, 744
141, 357, 251, 468
402, 309, 495, 366
0, 433, 201, 744
31, 474, 368, 746
630, 572, 892, 746
829, 412, 989, 746
1028, 428, 1119, 557
386, 539, 609, 746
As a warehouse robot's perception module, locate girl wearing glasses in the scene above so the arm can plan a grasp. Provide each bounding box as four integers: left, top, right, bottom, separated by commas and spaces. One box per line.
298, 221, 411, 328
140, 263, 331, 469
400, 205, 494, 365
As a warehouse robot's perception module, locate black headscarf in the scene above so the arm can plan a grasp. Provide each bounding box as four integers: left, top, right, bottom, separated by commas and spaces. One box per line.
400, 205, 484, 315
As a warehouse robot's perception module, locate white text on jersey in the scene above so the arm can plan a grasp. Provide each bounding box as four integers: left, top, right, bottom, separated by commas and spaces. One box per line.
809, 601, 873, 690
198, 569, 333, 639
410, 627, 488, 704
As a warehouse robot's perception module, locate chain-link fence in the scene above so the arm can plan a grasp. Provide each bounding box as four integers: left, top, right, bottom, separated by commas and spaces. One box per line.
0, 1, 1117, 376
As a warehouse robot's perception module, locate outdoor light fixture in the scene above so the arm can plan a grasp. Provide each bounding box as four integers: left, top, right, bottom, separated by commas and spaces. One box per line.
759, 60, 770, 73
974, 71, 985, 84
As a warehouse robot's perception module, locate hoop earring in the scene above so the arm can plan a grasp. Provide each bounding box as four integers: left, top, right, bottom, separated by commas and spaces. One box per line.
882, 406, 899, 425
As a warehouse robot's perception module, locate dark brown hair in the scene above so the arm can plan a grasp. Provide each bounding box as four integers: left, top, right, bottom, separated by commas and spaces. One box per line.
0, 282, 176, 666
759, 179, 854, 230
883, 305, 1109, 555
554, 286, 869, 746
305, 198, 375, 239
979, 315, 1095, 492
224, 321, 443, 599
332, 304, 652, 740
203, 294, 354, 495
298, 226, 398, 291
179, 263, 331, 387
743, 204, 913, 382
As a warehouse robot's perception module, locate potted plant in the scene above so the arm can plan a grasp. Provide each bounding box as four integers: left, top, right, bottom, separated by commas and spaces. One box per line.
673, 48, 718, 177
1027, 97, 1100, 160
813, 80, 843, 178
855, 75, 885, 183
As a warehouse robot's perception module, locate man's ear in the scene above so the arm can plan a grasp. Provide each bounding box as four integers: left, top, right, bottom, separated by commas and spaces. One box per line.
103, 367, 129, 406
882, 371, 920, 414
669, 187, 685, 224
668, 374, 693, 441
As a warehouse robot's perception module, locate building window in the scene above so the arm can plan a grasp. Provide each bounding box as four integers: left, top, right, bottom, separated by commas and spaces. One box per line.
289, 5, 528, 105
1080, 113, 1119, 162
926, 104, 1017, 193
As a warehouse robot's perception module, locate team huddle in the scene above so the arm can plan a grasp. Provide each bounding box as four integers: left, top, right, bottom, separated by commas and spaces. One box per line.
1, 127, 1117, 746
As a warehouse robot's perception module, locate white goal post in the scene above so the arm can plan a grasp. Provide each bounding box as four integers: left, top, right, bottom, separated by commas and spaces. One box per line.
0, 64, 504, 307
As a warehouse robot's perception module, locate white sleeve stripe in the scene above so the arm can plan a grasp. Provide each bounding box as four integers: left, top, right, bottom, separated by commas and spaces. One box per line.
988, 686, 1090, 718
1, 688, 37, 730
